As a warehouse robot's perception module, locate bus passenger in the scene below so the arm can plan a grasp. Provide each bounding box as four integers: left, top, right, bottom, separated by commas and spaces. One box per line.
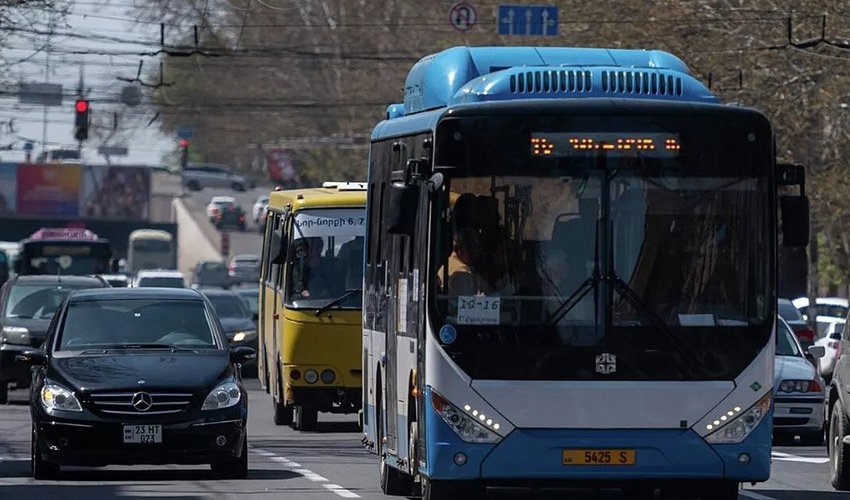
447, 228, 489, 296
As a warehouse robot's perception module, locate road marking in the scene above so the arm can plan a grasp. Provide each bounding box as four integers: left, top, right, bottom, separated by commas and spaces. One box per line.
740, 491, 778, 500
323, 484, 360, 498
251, 446, 360, 498
771, 451, 830, 464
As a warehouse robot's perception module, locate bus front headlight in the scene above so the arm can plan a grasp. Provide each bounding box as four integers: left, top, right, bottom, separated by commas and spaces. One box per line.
430, 389, 502, 444
705, 393, 772, 444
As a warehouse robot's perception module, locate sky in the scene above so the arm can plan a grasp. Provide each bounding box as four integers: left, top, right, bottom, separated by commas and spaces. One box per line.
0, 0, 174, 165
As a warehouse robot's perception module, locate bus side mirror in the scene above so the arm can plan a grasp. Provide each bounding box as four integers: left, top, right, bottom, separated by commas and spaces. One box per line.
780, 195, 810, 247
387, 183, 419, 236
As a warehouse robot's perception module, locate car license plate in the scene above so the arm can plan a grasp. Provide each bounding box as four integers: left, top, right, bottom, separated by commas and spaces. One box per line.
562, 449, 635, 466
123, 425, 162, 444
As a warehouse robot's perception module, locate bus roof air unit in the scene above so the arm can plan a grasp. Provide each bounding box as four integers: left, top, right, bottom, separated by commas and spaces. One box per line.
391, 46, 718, 118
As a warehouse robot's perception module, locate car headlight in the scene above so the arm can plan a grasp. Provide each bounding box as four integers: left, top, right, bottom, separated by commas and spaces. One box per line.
1, 326, 29, 344
778, 379, 823, 393
202, 382, 242, 411
430, 389, 503, 444
41, 383, 82, 412
705, 393, 772, 444
231, 331, 256, 343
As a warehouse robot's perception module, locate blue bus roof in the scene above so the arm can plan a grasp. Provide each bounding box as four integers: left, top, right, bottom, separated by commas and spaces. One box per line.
384, 46, 717, 121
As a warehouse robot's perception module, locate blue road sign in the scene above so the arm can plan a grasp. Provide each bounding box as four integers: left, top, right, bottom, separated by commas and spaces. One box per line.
498, 5, 558, 36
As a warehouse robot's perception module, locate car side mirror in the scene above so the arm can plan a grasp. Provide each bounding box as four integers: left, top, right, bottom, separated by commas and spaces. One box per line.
230, 346, 256, 364
780, 195, 810, 247
831, 332, 843, 340
807, 345, 826, 359
16, 349, 45, 366
387, 183, 419, 236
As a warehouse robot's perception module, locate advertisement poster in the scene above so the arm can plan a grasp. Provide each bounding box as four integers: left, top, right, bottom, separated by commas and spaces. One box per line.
16, 164, 81, 216
79, 165, 150, 220
0, 163, 16, 214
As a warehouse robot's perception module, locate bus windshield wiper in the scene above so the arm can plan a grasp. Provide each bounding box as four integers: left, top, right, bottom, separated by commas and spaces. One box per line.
315, 289, 361, 316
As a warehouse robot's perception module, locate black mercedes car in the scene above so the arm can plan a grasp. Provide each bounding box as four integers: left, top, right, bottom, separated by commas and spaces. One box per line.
18, 287, 254, 479
0, 275, 108, 404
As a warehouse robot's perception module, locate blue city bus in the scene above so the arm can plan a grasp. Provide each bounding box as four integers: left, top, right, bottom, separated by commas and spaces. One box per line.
362, 46, 809, 500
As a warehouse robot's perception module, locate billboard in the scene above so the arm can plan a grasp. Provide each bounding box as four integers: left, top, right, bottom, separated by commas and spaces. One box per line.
0, 164, 151, 220
80, 165, 150, 220
16, 164, 82, 216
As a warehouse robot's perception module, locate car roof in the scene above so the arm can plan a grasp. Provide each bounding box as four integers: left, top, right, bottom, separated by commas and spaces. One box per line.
9, 275, 107, 286
69, 287, 203, 302
200, 288, 240, 298
792, 297, 849, 308
211, 196, 235, 203
136, 269, 184, 278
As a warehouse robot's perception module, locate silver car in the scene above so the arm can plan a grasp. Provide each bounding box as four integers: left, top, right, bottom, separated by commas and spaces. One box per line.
252, 195, 269, 223
815, 320, 845, 382
182, 164, 250, 192
774, 317, 827, 444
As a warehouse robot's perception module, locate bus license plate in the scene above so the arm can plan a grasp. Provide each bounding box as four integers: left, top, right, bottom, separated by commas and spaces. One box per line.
562, 449, 635, 466
123, 425, 162, 444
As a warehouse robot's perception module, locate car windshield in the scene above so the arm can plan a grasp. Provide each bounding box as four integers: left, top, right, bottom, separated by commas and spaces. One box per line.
207, 294, 251, 319
285, 208, 365, 309
817, 320, 845, 338
5, 284, 91, 319
815, 304, 848, 319
57, 299, 217, 349
427, 111, 772, 381
776, 320, 802, 357
238, 292, 259, 315
137, 277, 183, 288
778, 300, 804, 322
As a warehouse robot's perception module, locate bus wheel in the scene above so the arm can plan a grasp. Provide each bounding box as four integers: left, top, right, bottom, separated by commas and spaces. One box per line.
422, 478, 484, 500
293, 406, 317, 431
273, 400, 293, 426
377, 397, 413, 495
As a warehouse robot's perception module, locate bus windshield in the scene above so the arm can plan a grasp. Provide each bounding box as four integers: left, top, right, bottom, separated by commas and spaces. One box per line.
22, 242, 112, 275
284, 208, 365, 309
431, 111, 773, 381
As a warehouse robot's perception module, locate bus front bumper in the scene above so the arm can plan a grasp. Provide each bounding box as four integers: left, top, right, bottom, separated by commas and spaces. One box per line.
424, 404, 771, 483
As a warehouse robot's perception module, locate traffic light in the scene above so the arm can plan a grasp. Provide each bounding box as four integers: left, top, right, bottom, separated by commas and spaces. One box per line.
74, 99, 89, 141
179, 138, 189, 169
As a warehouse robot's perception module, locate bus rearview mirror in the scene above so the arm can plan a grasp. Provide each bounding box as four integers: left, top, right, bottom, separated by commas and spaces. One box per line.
780, 195, 809, 248
387, 183, 419, 236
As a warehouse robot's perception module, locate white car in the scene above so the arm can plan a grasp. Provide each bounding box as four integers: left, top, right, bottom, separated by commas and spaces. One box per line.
206, 196, 237, 222
774, 317, 827, 444
793, 297, 849, 321
252, 195, 269, 223
815, 319, 845, 381
132, 269, 186, 288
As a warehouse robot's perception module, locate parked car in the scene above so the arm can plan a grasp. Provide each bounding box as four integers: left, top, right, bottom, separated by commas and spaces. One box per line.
773, 317, 826, 445
228, 255, 260, 284
815, 320, 845, 382
192, 261, 230, 289
19, 287, 253, 479
793, 297, 849, 321
182, 164, 250, 192
252, 195, 269, 223
779, 297, 817, 350
0, 275, 108, 404
201, 289, 257, 375
132, 269, 185, 288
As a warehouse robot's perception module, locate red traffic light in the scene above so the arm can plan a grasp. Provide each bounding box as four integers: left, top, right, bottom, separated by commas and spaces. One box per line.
179, 139, 189, 148
75, 100, 89, 113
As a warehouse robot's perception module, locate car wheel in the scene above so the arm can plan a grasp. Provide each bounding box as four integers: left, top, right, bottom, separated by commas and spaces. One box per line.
211, 434, 248, 479
293, 406, 318, 431
0, 382, 8, 405
831, 402, 850, 490
187, 180, 201, 191
31, 425, 59, 480
232, 182, 245, 192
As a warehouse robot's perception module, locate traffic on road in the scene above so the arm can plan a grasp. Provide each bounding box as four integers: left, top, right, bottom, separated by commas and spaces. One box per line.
2, 5, 850, 499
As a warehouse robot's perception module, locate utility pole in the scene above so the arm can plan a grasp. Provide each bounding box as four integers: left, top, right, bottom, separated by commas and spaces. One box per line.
41, 50, 49, 156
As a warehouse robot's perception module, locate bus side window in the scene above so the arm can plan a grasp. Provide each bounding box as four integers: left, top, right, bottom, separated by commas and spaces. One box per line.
274, 215, 289, 290
269, 214, 283, 288
260, 211, 275, 285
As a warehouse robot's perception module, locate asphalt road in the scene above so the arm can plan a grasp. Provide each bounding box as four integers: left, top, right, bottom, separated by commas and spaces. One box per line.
188, 186, 268, 259
0, 378, 839, 500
